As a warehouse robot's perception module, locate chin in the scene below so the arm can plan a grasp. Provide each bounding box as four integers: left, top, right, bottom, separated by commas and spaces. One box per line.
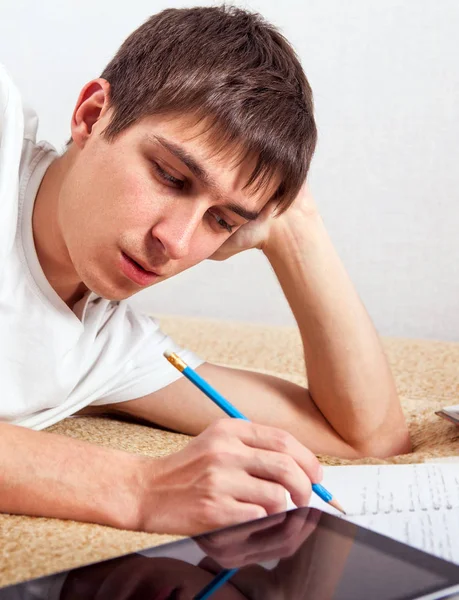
93, 284, 136, 302
81, 271, 136, 302
97, 289, 133, 302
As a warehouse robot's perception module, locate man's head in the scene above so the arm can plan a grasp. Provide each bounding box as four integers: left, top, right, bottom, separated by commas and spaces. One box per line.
53, 6, 316, 300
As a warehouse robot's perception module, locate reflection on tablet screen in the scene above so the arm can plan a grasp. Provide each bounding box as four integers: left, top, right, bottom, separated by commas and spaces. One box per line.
1, 507, 459, 600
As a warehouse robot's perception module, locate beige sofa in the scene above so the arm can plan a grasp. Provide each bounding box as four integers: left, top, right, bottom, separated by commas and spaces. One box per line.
0, 316, 458, 587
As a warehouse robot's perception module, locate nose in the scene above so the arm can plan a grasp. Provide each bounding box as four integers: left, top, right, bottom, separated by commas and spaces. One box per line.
150, 204, 202, 261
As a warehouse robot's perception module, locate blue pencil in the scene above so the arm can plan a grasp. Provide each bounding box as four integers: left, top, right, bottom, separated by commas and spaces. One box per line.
164, 350, 345, 514
194, 568, 238, 600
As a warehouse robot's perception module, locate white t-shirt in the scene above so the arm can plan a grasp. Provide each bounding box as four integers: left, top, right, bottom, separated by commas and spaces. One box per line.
0, 64, 204, 430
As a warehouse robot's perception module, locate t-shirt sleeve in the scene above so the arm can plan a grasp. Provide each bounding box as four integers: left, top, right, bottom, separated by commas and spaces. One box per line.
90, 311, 205, 406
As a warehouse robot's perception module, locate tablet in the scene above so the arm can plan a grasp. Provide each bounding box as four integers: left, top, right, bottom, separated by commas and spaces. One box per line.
1, 507, 459, 599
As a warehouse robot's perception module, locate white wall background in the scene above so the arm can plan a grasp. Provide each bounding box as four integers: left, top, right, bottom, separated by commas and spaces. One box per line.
1, 0, 458, 340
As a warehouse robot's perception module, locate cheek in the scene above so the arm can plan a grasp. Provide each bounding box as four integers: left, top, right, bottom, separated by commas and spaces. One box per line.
119, 172, 157, 222
181, 236, 225, 269
61, 151, 114, 228
108, 156, 172, 227
68, 151, 159, 231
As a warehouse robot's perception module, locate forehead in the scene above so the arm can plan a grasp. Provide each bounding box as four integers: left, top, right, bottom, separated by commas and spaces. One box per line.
135, 112, 281, 206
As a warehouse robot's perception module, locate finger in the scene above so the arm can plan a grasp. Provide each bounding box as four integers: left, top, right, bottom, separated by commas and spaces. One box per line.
231, 511, 315, 563
198, 555, 227, 574
257, 197, 278, 220
222, 420, 322, 484
199, 542, 290, 570
245, 447, 313, 508
199, 511, 321, 570
250, 509, 308, 548
225, 510, 323, 574
198, 496, 269, 534
260, 508, 321, 560
298, 506, 322, 542
210, 468, 288, 516
198, 512, 287, 552
198, 513, 290, 566
234, 472, 290, 516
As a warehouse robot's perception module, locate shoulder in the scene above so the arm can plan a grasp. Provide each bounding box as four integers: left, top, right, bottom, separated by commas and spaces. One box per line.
0, 63, 23, 132
83, 298, 203, 406
83, 295, 164, 345
84, 295, 201, 366
0, 63, 13, 114
0, 63, 39, 150
0, 65, 25, 267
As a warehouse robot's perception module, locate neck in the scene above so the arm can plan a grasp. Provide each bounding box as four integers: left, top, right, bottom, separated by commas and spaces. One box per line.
32, 149, 88, 308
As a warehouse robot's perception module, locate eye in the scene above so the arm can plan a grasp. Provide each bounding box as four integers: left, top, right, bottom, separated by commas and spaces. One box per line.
152, 161, 185, 189
208, 211, 234, 233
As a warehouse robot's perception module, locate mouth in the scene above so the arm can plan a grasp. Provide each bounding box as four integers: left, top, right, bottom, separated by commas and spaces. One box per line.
120, 251, 161, 286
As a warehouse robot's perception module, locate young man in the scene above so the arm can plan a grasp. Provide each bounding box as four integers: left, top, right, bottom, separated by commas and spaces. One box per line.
0, 6, 410, 536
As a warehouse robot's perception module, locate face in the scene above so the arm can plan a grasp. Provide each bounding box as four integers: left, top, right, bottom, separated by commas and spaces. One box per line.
59, 86, 272, 301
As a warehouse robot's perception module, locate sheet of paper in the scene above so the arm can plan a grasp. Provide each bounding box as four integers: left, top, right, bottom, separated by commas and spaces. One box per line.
309, 464, 459, 515
308, 464, 459, 564
350, 510, 459, 564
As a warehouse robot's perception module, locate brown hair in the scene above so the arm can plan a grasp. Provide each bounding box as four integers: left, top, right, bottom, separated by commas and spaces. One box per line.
99, 6, 317, 212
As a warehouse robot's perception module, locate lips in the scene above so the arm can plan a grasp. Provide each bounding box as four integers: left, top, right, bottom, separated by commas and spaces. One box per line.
120, 252, 161, 286
131, 255, 159, 274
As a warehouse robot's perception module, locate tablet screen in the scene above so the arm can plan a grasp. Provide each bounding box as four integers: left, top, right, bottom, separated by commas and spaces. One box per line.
1, 507, 459, 599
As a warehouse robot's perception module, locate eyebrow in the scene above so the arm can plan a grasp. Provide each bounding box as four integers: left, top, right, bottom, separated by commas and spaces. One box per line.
149, 134, 261, 221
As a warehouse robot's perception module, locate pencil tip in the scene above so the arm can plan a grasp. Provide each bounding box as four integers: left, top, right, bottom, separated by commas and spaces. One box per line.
329, 498, 346, 515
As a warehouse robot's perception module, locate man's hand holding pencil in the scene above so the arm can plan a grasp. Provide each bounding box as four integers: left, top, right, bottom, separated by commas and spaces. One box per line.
136, 416, 322, 535
129, 351, 344, 537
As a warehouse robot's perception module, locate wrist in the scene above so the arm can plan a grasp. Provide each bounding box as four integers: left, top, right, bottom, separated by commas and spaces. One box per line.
131, 455, 167, 532
108, 453, 153, 532
262, 206, 324, 262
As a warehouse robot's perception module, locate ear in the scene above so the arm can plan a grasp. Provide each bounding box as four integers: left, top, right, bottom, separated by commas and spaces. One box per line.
70, 78, 111, 148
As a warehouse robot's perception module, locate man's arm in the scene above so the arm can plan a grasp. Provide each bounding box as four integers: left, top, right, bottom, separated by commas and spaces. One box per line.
261, 191, 411, 457
102, 364, 363, 458
0, 419, 321, 534
0, 421, 142, 530
102, 187, 410, 459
